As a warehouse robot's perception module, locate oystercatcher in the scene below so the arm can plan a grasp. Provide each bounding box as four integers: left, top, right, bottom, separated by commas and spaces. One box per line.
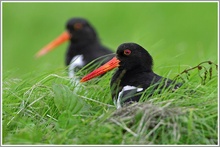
81, 43, 181, 109
35, 18, 113, 78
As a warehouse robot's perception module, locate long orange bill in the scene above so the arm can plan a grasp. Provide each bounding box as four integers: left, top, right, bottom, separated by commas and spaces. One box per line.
35, 31, 70, 58
80, 57, 120, 82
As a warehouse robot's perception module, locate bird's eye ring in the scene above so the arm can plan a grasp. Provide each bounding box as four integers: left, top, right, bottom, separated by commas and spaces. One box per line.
124, 49, 131, 56
74, 23, 83, 30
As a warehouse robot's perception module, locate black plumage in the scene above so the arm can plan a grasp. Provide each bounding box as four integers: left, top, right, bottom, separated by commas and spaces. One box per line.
111, 43, 181, 107
65, 18, 113, 67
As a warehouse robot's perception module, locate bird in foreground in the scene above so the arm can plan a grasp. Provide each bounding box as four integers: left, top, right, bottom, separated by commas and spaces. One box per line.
80, 43, 182, 109
35, 18, 113, 78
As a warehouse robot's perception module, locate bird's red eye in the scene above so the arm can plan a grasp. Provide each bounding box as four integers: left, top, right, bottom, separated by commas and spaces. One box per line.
74, 23, 83, 30
124, 49, 131, 56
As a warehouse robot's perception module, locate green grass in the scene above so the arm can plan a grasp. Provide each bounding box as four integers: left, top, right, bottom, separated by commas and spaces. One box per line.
2, 2, 218, 145
2, 65, 218, 145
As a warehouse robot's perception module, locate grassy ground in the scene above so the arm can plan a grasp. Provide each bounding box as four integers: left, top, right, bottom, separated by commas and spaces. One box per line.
2, 2, 218, 145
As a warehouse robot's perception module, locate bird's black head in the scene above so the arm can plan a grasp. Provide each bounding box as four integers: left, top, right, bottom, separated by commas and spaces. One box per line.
66, 18, 98, 42
116, 43, 153, 72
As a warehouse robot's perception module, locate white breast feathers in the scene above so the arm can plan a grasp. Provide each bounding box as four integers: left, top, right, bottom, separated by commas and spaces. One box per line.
114, 85, 143, 109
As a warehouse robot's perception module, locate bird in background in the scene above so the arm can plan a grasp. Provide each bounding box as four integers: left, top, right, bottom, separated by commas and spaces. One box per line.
81, 43, 182, 109
35, 17, 113, 79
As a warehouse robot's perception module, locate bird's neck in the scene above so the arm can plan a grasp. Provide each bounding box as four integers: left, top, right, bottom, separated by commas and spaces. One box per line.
70, 36, 99, 47
69, 38, 99, 50
119, 65, 152, 74
111, 68, 153, 88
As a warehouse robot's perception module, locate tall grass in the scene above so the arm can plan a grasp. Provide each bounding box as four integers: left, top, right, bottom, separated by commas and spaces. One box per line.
2, 62, 218, 144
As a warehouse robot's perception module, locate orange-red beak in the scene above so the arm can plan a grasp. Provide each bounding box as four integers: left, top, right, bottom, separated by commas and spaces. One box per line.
80, 57, 120, 82
35, 31, 70, 58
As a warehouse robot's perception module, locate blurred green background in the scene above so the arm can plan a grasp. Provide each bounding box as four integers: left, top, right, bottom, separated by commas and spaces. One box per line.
2, 2, 218, 78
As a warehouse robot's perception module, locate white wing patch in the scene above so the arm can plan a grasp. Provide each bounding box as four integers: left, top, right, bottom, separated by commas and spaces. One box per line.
115, 85, 143, 109
68, 55, 84, 78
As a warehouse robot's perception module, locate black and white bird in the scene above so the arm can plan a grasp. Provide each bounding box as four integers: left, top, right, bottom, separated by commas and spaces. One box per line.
81, 43, 182, 109
35, 17, 113, 78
